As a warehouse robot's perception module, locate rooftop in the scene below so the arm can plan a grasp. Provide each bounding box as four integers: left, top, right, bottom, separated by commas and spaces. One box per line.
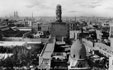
0, 41, 26, 47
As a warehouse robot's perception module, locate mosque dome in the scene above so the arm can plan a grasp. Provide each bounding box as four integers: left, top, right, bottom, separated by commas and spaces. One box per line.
70, 39, 86, 59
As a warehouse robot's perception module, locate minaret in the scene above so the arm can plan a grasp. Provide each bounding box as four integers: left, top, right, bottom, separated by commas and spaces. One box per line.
50, 4, 69, 41
14, 11, 18, 18
56, 4, 62, 22
32, 12, 33, 18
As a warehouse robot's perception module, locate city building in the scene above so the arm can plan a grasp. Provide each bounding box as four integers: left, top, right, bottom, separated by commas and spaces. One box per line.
50, 4, 69, 41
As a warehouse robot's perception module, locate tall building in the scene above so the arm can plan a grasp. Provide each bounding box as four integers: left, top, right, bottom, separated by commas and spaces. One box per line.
56, 4, 62, 22
14, 11, 19, 18
50, 4, 69, 41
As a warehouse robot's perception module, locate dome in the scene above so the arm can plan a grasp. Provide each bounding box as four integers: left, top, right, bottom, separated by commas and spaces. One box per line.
70, 39, 86, 59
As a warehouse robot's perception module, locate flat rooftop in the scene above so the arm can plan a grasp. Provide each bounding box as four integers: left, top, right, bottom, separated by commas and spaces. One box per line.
17, 27, 32, 31
0, 40, 41, 48
41, 38, 56, 59
0, 41, 26, 47
3, 37, 48, 43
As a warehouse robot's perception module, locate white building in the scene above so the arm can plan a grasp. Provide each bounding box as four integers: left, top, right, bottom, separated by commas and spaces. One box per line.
68, 39, 90, 70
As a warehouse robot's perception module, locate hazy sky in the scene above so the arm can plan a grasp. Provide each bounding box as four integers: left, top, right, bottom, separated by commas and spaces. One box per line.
0, 0, 113, 17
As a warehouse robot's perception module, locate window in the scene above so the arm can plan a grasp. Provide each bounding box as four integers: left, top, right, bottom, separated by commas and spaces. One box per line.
80, 55, 82, 59
73, 55, 75, 58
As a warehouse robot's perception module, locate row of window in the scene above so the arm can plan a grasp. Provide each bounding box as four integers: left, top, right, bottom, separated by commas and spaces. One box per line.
96, 44, 113, 57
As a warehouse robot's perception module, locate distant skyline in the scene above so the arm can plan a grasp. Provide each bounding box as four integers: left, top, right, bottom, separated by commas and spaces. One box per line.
0, 0, 113, 17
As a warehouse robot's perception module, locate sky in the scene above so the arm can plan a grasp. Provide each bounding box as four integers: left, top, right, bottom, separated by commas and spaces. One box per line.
0, 0, 113, 17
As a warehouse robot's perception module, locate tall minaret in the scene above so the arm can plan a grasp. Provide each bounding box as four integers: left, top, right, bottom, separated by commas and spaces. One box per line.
50, 4, 69, 41
56, 4, 62, 22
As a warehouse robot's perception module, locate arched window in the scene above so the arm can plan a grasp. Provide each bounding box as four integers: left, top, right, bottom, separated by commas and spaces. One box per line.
73, 55, 75, 58
80, 55, 82, 59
